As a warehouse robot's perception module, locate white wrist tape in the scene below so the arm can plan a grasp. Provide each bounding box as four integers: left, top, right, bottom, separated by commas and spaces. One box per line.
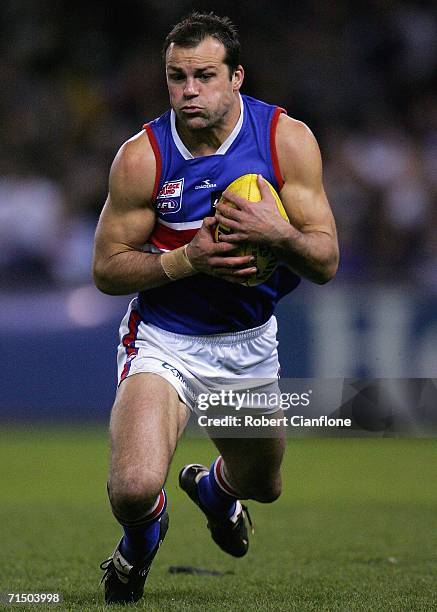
160, 244, 196, 281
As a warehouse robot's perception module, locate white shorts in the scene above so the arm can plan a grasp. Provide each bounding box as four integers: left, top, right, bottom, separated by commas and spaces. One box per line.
117, 298, 281, 415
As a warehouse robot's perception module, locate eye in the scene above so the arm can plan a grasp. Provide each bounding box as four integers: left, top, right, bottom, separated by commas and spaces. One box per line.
199, 73, 214, 81
169, 73, 185, 82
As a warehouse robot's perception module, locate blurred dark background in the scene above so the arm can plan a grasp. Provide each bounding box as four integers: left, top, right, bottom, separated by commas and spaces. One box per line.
1, 0, 436, 288
0, 1, 436, 420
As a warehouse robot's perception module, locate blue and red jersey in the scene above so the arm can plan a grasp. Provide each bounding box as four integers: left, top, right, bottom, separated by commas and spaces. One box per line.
139, 94, 300, 334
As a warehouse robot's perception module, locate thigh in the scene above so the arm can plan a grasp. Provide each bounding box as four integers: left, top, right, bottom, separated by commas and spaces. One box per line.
109, 373, 190, 489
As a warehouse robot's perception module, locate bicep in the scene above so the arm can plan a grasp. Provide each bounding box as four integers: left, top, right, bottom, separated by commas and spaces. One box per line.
94, 134, 157, 260
94, 195, 156, 259
277, 115, 337, 237
280, 181, 336, 237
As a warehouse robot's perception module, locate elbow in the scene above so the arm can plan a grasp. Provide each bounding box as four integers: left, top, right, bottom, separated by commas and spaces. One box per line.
314, 252, 339, 285
93, 261, 120, 295
312, 251, 339, 285
315, 270, 335, 285
93, 274, 115, 296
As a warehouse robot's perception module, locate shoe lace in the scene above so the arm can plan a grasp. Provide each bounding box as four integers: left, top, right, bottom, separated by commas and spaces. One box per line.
99, 558, 113, 584
241, 504, 254, 534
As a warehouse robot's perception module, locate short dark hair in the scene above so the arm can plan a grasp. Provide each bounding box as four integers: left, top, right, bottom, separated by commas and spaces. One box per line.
162, 12, 241, 76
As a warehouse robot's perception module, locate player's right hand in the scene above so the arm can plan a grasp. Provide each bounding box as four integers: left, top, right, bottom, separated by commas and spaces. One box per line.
186, 217, 257, 283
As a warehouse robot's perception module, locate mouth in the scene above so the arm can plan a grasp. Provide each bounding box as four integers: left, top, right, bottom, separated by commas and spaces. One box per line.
181, 106, 203, 114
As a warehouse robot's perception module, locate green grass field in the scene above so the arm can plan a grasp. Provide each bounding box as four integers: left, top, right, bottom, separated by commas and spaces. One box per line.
1, 427, 436, 611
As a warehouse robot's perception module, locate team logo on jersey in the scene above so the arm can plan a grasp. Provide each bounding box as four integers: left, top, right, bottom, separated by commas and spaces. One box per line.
156, 178, 184, 214
195, 179, 218, 190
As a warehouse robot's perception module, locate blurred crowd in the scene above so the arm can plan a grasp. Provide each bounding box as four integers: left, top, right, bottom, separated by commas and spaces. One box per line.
1, 0, 436, 290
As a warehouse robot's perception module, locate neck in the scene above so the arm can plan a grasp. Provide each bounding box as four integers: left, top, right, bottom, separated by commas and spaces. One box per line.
175, 94, 241, 157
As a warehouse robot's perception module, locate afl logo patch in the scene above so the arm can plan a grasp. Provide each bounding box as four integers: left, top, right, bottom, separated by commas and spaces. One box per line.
156, 178, 184, 214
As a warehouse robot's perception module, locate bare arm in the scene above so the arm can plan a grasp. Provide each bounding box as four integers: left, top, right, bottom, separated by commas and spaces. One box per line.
273, 115, 339, 282
93, 131, 258, 295
93, 131, 170, 295
215, 115, 339, 284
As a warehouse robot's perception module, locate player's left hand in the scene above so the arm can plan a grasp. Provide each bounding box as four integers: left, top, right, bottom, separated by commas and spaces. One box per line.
215, 175, 290, 246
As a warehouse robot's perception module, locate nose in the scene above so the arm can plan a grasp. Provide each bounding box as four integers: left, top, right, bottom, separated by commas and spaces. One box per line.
183, 76, 199, 98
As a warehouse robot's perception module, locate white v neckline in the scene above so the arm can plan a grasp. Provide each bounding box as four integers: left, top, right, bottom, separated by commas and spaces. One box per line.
170, 94, 244, 160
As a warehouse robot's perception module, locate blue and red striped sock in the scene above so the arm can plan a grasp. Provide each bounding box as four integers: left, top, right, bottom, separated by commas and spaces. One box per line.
197, 456, 238, 519
118, 489, 167, 564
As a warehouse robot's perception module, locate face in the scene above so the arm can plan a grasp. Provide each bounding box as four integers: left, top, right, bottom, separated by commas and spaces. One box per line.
165, 36, 244, 131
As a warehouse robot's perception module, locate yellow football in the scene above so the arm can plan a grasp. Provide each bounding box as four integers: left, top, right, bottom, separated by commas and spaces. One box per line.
214, 174, 289, 286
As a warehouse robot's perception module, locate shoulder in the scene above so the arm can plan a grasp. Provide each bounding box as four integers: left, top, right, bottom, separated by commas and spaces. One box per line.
276, 114, 320, 160
111, 130, 155, 185
109, 130, 156, 206
275, 114, 323, 183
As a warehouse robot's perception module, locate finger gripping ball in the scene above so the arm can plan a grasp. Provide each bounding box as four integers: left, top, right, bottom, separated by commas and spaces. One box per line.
214, 174, 289, 286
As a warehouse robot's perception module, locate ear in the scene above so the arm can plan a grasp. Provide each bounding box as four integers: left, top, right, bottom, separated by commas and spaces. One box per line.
232, 65, 244, 91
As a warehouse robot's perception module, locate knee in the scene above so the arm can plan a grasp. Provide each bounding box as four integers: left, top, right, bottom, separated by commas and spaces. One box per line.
235, 473, 281, 503
251, 481, 282, 503
108, 472, 164, 520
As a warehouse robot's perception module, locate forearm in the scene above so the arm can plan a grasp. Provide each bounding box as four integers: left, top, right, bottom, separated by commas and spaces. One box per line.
93, 250, 178, 295
272, 226, 339, 284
